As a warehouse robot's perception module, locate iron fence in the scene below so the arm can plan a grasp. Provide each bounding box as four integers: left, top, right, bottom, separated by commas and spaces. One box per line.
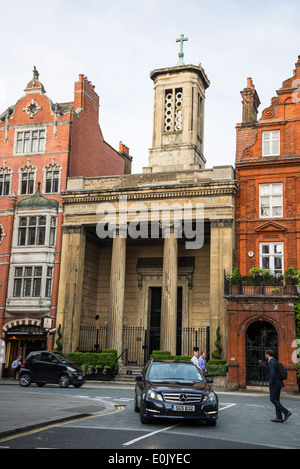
224, 273, 298, 296
78, 324, 210, 365
78, 325, 107, 352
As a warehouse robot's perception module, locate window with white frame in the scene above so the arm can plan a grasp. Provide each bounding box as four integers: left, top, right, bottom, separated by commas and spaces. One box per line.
13, 265, 53, 298
49, 217, 57, 246
260, 242, 283, 275
259, 183, 283, 218
262, 130, 280, 156
13, 266, 42, 297
17, 215, 56, 246
45, 168, 60, 193
16, 130, 46, 154
20, 170, 35, 195
45, 266, 53, 297
0, 169, 12, 196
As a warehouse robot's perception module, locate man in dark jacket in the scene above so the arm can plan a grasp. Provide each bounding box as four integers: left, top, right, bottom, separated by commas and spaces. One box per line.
265, 349, 291, 423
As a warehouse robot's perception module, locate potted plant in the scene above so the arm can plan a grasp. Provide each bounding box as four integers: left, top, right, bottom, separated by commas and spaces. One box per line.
230, 267, 241, 294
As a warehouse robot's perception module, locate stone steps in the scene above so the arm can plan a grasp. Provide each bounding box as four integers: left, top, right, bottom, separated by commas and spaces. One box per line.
114, 364, 143, 384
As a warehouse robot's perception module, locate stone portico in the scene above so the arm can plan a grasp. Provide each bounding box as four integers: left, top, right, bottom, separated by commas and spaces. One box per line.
56, 167, 238, 358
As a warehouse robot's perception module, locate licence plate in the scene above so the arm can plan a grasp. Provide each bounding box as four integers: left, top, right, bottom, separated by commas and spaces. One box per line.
171, 405, 195, 412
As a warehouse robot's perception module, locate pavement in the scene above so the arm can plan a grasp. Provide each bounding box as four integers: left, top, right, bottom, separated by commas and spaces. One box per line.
0, 378, 119, 439
0, 377, 299, 440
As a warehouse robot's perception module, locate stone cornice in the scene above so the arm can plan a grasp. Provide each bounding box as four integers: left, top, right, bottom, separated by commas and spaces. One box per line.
61, 181, 239, 205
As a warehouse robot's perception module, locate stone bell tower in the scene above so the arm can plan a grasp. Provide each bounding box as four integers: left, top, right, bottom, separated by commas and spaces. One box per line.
144, 35, 210, 173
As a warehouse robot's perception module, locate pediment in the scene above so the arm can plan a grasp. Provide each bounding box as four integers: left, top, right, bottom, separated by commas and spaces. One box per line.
255, 220, 287, 232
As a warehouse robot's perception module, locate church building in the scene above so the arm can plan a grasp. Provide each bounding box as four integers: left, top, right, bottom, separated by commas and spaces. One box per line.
56, 42, 238, 364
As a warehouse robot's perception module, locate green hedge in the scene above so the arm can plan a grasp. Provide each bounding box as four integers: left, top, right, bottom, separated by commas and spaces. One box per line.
149, 351, 227, 376
67, 350, 118, 375
206, 359, 227, 376
150, 350, 191, 361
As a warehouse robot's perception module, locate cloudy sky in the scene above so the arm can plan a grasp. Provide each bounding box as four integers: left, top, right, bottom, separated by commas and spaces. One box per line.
1, 0, 300, 173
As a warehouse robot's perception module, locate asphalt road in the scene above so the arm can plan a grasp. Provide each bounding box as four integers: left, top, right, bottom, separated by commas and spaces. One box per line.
0, 381, 299, 452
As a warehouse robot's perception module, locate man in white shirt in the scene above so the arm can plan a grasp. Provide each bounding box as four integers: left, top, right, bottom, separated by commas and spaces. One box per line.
191, 347, 199, 366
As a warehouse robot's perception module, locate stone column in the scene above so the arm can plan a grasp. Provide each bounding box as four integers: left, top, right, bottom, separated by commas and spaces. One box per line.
160, 224, 178, 354
106, 225, 127, 355
56, 225, 86, 354
209, 219, 234, 358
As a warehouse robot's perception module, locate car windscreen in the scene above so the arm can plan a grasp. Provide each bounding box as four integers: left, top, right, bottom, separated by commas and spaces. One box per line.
148, 363, 204, 382
53, 352, 76, 364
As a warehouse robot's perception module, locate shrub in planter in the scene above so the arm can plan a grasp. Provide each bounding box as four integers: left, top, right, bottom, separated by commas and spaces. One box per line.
67, 351, 117, 380
151, 350, 171, 357
150, 351, 191, 361
206, 359, 227, 376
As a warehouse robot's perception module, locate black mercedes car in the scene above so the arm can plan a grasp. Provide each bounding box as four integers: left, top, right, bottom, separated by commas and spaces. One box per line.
135, 359, 218, 425
19, 351, 85, 388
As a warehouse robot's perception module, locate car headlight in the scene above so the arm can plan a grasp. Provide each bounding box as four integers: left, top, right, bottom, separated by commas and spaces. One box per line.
147, 390, 163, 401
203, 392, 216, 402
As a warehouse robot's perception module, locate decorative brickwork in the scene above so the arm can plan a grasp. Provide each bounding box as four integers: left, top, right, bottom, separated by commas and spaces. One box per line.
229, 56, 300, 391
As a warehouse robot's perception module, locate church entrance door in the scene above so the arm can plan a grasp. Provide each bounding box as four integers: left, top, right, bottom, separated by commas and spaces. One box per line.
148, 286, 182, 356
246, 321, 278, 386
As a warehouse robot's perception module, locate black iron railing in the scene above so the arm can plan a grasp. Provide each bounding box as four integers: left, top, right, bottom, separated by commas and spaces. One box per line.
78, 324, 210, 365
224, 272, 298, 296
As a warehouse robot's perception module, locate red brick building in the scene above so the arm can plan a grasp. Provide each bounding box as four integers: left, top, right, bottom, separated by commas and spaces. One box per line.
226, 57, 300, 391
0, 68, 131, 377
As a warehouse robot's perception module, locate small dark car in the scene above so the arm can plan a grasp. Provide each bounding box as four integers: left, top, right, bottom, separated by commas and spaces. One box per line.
19, 351, 85, 388
135, 359, 218, 425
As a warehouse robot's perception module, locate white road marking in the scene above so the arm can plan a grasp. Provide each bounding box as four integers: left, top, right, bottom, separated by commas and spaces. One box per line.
246, 404, 265, 408
219, 403, 237, 411
123, 423, 181, 447
123, 403, 236, 446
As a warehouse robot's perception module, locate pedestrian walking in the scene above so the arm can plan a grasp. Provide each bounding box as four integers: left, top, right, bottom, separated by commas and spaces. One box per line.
191, 347, 199, 366
198, 351, 207, 374
265, 349, 292, 423
12, 356, 21, 380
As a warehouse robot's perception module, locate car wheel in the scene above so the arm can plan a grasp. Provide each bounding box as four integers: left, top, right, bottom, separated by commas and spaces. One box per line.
19, 373, 31, 387
58, 375, 70, 388
140, 401, 151, 424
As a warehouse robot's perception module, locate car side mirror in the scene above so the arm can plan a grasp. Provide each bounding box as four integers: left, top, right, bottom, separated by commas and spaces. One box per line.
206, 377, 214, 383
135, 375, 143, 382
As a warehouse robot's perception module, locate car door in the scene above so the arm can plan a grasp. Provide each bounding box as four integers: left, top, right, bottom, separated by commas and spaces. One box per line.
35, 352, 60, 382
135, 364, 148, 407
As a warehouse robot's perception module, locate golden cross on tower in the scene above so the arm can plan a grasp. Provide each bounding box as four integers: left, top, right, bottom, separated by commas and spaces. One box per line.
176, 34, 188, 65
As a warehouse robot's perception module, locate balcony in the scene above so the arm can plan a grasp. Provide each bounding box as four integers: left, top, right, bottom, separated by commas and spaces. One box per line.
224, 272, 299, 298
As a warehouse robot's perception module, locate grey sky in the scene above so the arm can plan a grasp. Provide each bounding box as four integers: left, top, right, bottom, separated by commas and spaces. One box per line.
0, 0, 299, 173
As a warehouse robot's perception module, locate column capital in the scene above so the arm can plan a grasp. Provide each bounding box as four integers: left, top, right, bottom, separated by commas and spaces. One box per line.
108, 223, 128, 238
62, 225, 86, 235
159, 219, 181, 237
210, 218, 233, 229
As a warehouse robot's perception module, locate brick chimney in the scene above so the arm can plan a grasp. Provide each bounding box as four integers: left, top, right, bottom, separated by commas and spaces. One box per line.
119, 141, 132, 174
240, 77, 261, 123
74, 74, 99, 119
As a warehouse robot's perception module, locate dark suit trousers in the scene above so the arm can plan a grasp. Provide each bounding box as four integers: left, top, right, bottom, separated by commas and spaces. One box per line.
269, 385, 288, 419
